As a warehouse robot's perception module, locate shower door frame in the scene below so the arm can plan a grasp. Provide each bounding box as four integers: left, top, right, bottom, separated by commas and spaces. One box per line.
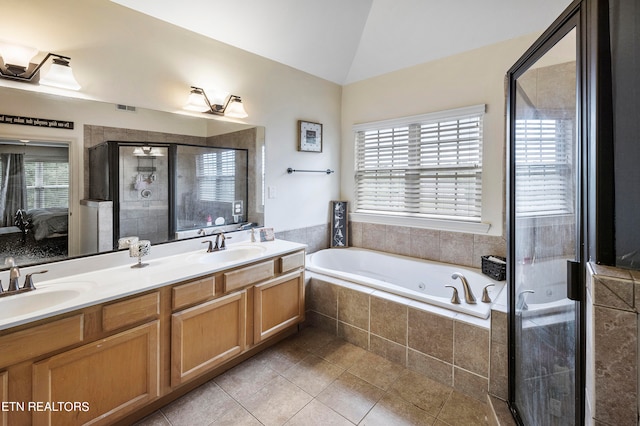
506, 1, 587, 424
507, 0, 617, 423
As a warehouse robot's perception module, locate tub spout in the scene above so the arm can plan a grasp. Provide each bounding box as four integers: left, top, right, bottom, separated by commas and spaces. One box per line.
451, 272, 476, 304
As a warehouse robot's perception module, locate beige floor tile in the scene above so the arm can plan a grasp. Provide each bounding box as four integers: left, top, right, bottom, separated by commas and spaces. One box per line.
360, 393, 436, 426
210, 401, 262, 426
133, 410, 171, 426
389, 369, 452, 417
285, 400, 353, 426
347, 351, 405, 390
241, 375, 312, 425
316, 371, 384, 423
161, 380, 237, 426
313, 338, 368, 369
253, 339, 311, 373
215, 355, 280, 400
436, 391, 489, 426
282, 354, 345, 396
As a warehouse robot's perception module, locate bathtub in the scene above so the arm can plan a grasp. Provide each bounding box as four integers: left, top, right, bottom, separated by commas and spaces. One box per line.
306, 248, 505, 319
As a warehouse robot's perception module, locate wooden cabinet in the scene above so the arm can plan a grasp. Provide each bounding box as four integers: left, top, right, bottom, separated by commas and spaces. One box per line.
0, 371, 7, 426
0, 247, 305, 425
32, 321, 160, 426
254, 271, 305, 343
171, 290, 246, 386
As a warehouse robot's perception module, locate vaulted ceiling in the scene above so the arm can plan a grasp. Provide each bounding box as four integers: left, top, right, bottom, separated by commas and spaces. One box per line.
111, 0, 571, 85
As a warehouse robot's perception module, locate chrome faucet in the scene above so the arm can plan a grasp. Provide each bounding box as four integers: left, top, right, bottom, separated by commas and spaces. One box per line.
451, 272, 476, 304
213, 231, 229, 251
0, 257, 48, 297
5, 257, 20, 292
516, 290, 535, 311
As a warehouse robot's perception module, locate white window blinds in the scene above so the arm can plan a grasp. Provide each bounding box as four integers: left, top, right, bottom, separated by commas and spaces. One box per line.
196, 150, 236, 203
354, 105, 484, 221
514, 118, 574, 216
25, 160, 69, 209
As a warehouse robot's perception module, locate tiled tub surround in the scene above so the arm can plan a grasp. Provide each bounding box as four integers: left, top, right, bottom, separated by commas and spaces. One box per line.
306, 274, 494, 403
586, 262, 640, 426
276, 221, 507, 270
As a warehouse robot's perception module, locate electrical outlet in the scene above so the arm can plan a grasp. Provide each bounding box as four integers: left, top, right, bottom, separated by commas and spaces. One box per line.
268, 186, 277, 199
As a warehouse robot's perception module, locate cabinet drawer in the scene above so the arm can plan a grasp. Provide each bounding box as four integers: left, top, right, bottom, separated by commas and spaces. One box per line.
102, 292, 160, 332
0, 315, 84, 368
172, 276, 216, 310
279, 251, 305, 273
223, 260, 274, 293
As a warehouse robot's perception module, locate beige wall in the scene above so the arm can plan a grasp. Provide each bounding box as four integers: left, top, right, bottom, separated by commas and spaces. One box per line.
0, 0, 342, 234
341, 33, 540, 237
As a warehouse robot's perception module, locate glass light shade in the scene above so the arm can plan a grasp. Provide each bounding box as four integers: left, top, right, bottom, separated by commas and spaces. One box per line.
183, 89, 210, 112
224, 97, 248, 118
40, 60, 81, 90
0, 42, 38, 68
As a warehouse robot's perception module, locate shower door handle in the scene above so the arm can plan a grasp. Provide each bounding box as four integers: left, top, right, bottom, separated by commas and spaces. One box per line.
567, 260, 583, 302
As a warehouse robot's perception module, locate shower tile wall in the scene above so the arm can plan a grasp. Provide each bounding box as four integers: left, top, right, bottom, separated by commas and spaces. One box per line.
586, 262, 640, 426
118, 147, 169, 244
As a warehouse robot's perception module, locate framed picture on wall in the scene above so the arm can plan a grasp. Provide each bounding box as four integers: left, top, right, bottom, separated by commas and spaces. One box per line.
298, 120, 323, 152
330, 201, 348, 247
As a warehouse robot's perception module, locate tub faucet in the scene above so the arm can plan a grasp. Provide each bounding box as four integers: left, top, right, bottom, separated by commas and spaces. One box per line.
516, 290, 535, 311
451, 272, 476, 304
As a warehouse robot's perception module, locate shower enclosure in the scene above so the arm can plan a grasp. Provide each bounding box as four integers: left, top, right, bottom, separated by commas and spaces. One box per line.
506, 0, 616, 423
89, 141, 248, 249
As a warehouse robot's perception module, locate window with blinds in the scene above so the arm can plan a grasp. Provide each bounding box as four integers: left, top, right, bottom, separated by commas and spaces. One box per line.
25, 160, 69, 209
354, 105, 484, 221
196, 150, 236, 202
514, 118, 574, 216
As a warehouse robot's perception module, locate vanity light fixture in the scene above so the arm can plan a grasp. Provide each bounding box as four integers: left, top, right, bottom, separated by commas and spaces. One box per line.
183, 86, 248, 118
0, 41, 81, 90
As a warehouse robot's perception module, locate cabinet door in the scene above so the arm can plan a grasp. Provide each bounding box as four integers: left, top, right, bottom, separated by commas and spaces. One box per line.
171, 290, 246, 386
0, 371, 7, 426
32, 321, 160, 426
254, 271, 304, 343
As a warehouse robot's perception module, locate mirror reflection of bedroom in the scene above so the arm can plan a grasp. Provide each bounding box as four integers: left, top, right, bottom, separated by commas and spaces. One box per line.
0, 140, 69, 265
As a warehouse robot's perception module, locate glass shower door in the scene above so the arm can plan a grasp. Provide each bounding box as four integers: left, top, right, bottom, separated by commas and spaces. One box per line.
508, 9, 582, 426
118, 145, 170, 245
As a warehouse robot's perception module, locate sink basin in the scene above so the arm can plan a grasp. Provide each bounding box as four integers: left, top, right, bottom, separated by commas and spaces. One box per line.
187, 245, 268, 265
0, 282, 94, 321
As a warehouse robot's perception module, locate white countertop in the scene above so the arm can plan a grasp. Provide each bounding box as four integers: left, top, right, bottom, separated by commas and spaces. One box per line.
0, 236, 306, 331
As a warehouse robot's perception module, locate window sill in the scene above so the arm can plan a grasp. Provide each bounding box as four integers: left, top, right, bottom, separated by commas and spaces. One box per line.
349, 212, 491, 234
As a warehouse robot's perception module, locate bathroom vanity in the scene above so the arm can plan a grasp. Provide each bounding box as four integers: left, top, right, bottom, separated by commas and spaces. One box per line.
0, 239, 305, 426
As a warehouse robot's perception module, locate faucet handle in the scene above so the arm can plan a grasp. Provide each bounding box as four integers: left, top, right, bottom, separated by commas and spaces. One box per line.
445, 285, 461, 304
202, 240, 214, 253
481, 284, 495, 303
22, 270, 48, 291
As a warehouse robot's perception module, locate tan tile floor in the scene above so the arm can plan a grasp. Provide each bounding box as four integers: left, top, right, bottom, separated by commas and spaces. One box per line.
135, 327, 489, 426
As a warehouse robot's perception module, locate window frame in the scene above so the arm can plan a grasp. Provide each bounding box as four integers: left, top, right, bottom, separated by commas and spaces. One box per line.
25, 158, 69, 209
352, 104, 490, 233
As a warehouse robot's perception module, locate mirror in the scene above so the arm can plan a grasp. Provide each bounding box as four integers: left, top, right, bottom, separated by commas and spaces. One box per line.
0, 140, 70, 265
0, 86, 265, 269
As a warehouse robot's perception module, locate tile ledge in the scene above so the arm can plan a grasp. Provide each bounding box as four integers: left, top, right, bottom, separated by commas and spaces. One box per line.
487, 395, 516, 426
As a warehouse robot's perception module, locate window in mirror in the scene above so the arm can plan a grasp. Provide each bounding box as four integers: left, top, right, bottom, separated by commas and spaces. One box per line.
175, 145, 248, 233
